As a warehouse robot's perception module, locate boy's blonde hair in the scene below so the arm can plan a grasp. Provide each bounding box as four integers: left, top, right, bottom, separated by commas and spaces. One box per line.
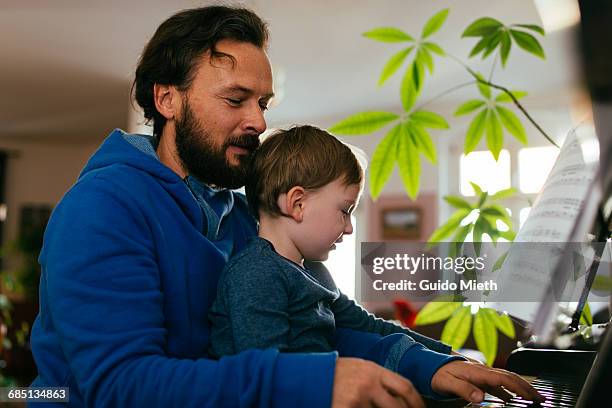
246, 125, 364, 219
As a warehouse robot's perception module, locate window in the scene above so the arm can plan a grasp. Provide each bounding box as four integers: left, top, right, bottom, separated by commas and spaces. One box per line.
452, 145, 560, 233
460, 150, 511, 196
518, 146, 559, 194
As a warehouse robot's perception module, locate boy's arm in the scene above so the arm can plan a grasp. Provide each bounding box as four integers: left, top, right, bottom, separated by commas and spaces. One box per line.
304, 260, 452, 354
222, 256, 293, 352
331, 291, 452, 354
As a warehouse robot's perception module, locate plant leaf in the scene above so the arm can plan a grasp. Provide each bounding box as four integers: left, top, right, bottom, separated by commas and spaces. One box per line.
450, 224, 473, 257
369, 124, 400, 199
470, 182, 484, 196
428, 209, 471, 244
480, 206, 509, 218
408, 123, 437, 163
400, 63, 419, 112
496, 106, 527, 144
473, 309, 498, 365
486, 110, 503, 160
481, 32, 502, 59
423, 42, 445, 56
422, 9, 449, 38
455, 100, 486, 116
580, 302, 592, 326
510, 29, 546, 59
417, 47, 434, 74
329, 111, 399, 135
495, 90, 528, 103
378, 47, 414, 87
490, 187, 517, 201
473, 216, 486, 254
411, 111, 449, 129
475, 73, 491, 99
487, 204, 510, 217
397, 127, 421, 199
462, 17, 503, 37
500, 30, 511, 67
363, 27, 415, 42
415, 300, 462, 325
468, 34, 494, 58
487, 310, 516, 338
444, 195, 472, 210
498, 230, 516, 241
593, 275, 612, 291
413, 59, 425, 91
513, 24, 545, 36
464, 109, 488, 154
492, 251, 508, 272
441, 306, 472, 350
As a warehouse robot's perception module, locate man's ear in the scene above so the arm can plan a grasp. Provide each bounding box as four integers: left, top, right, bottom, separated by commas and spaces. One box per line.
277, 186, 306, 222
153, 83, 180, 121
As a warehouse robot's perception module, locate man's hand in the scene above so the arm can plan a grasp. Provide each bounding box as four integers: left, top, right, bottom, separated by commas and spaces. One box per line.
332, 357, 425, 408
431, 360, 545, 403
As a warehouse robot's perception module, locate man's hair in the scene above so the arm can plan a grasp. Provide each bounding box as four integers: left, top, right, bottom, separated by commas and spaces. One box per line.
132, 6, 269, 137
246, 125, 364, 219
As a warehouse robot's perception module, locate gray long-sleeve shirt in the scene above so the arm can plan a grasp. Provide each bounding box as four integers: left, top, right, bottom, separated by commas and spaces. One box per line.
208, 237, 451, 358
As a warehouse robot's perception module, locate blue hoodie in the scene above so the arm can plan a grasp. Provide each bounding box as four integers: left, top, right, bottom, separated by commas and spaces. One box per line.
29, 130, 336, 407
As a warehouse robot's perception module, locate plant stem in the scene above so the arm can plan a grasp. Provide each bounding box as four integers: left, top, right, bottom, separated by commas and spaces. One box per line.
414, 81, 475, 111
488, 51, 499, 82
445, 53, 560, 148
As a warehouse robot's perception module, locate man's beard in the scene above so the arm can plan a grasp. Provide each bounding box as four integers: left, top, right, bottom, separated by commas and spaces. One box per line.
174, 99, 260, 189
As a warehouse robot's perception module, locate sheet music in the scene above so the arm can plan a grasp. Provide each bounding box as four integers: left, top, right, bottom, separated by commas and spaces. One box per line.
487, 124, 600, 322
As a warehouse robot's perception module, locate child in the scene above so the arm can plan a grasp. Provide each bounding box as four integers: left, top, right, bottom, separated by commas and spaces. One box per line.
208, 125, 463, 397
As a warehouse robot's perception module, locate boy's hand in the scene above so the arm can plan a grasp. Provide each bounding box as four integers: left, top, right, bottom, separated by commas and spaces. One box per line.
431, 360, 545, 403
451, 350, 483, 364
332, 358, 425, 408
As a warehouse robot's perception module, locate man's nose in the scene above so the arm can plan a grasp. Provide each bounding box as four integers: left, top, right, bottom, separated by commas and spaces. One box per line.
243, 103, 267, 134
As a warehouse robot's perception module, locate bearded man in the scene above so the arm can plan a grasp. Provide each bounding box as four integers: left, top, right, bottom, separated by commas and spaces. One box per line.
29, 5, 542, 408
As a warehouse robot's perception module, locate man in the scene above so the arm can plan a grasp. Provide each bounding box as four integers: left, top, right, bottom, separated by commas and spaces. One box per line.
30, 5, 542, 407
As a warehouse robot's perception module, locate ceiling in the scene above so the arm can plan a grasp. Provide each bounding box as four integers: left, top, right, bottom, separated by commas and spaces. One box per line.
1, 0, 581, 142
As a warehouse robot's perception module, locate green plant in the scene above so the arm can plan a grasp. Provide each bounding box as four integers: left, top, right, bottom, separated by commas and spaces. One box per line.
329, 9, 562, 365
330, 11, 555, 200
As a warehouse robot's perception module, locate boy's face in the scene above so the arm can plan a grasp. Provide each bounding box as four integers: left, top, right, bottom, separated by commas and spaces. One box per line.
296, 178, 361, 261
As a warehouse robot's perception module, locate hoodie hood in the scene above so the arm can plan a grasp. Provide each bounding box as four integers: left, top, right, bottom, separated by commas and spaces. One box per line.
80, 129, 181, 184
79, 129, 246, 242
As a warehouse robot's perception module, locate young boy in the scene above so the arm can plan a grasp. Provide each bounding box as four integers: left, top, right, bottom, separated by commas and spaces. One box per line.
208, 125, 463, 397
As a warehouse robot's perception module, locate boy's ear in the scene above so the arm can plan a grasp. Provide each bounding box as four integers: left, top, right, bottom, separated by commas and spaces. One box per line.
278, 186, 306, 222
153, 83, 180, 121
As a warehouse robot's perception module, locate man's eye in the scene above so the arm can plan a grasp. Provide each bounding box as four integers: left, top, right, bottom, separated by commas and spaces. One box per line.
259, 104, 269, 112
227, 98, 242, 106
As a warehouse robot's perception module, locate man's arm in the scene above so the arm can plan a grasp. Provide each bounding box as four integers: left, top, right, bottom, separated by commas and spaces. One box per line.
40, 177, 335, 408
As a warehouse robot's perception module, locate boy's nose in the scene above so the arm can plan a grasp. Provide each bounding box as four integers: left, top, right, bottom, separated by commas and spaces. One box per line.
344, 218, 353, 235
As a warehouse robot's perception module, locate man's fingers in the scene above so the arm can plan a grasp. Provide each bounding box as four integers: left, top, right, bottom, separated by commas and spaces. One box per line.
371, 388, 409, 408
379, 371, 425, 408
